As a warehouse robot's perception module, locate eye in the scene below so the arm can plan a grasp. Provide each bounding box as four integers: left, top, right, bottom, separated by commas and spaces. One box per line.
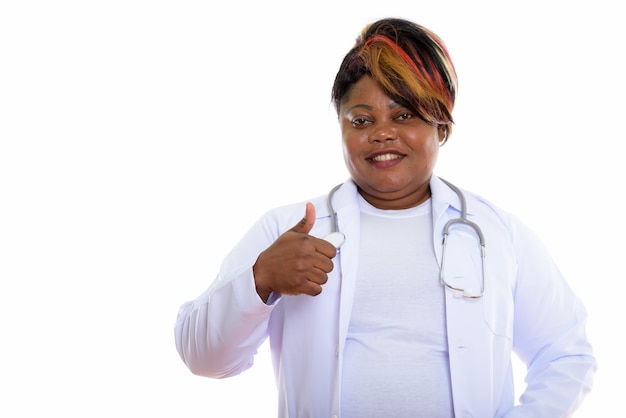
351, 117, 371, 128
395, 112, 413, 121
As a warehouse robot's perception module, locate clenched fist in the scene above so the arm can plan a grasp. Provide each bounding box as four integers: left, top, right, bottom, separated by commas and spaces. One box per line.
253, 202, 338, 303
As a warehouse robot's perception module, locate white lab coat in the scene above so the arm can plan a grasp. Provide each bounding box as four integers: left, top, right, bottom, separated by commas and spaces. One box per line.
175, 176, 596, 418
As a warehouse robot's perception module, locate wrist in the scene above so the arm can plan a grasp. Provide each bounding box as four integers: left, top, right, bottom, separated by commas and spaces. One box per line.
253, 263, 272, 303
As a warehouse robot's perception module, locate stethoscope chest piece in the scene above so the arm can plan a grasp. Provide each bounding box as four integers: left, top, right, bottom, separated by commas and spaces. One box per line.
323, 231, 346, 249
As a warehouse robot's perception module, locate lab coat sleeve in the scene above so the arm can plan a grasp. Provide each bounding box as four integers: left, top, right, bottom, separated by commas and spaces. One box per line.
174, 211, 286, 379
505, 218, 597, 417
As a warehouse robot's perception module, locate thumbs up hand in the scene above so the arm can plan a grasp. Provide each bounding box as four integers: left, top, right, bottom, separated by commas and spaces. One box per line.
253, 202, 338, 303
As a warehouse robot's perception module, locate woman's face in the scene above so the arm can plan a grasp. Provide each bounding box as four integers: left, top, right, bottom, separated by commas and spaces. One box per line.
339, 76, 445, 209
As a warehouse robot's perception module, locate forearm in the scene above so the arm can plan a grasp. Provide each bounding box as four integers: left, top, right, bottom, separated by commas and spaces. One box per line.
512, 320, 596, 416
174, 269, 275, 378
505, 217, 597, 415
505, 354, 596, 417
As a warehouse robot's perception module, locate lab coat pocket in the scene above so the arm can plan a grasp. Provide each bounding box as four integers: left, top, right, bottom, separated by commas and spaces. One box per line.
481, 250, 515, 340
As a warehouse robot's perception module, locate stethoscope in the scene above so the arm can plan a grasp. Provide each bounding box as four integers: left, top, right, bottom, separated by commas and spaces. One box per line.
323, 178, 486, 299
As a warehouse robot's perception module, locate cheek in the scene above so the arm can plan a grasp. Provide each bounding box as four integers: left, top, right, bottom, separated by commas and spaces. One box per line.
407, 136, 440, 171
341, 138, 358, 171
341, 131, 363, 160
341, 134, 369, 180
428, 138, 440, 161
419, 129, 440, 155
424, 139, 440, 169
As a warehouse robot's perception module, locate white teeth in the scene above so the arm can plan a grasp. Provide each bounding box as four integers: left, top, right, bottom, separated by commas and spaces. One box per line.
372, 153, 401, 162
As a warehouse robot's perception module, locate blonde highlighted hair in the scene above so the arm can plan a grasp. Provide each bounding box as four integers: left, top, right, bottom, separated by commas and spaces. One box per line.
332, 18, 457, 127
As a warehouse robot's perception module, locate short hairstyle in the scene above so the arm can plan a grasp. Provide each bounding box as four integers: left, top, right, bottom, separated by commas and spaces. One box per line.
331, 18, 457, 126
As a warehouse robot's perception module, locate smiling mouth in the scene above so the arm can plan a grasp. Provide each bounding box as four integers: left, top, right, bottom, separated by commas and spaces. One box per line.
370, 153, 403, 162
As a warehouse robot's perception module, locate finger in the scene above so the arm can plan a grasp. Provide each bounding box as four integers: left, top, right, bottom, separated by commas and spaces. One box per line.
312, 253, 335, 274
315, 238, 338, 259
300, 279, 324, 297
290, 202, 316, 235
306, 268, 330, 286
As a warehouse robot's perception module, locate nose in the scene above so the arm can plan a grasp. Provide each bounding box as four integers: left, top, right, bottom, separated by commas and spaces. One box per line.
368, 121, 398, 143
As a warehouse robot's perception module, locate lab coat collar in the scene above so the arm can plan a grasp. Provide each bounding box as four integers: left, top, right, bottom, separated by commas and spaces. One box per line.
430, 175, 469, 216
328, 175, 464, 213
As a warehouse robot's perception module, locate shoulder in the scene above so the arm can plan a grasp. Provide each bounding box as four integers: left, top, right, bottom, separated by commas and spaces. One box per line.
465, 188, 551, 260
255, 184, 346, 231
435, 177, 536, 245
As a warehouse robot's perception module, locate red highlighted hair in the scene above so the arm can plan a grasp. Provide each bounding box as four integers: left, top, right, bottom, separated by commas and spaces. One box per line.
332, 18, 457, 127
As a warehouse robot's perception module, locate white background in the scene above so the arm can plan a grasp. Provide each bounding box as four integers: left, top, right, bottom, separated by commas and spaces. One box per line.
1, 1, 623, 416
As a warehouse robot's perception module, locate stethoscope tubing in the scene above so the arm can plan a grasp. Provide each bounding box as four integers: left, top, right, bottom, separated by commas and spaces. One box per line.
324, 178, 486, 298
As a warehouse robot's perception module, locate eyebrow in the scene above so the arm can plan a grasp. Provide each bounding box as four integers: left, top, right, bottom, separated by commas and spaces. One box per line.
345, 102, 399, 113
345, 104, 372, 113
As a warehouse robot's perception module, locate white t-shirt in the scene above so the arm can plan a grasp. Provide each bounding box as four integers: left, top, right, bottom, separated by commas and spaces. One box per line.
340, 195, 454, 417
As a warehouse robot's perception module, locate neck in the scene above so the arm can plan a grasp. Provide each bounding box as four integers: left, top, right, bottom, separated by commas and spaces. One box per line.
357, 185, 431, 210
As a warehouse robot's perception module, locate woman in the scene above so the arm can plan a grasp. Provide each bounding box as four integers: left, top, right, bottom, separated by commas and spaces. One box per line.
175, 18, 596, 417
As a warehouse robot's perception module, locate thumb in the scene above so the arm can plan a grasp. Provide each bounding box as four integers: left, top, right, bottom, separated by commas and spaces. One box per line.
290, 202, 316, 235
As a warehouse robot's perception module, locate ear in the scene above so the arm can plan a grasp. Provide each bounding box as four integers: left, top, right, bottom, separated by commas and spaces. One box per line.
438, 124, 451, 146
